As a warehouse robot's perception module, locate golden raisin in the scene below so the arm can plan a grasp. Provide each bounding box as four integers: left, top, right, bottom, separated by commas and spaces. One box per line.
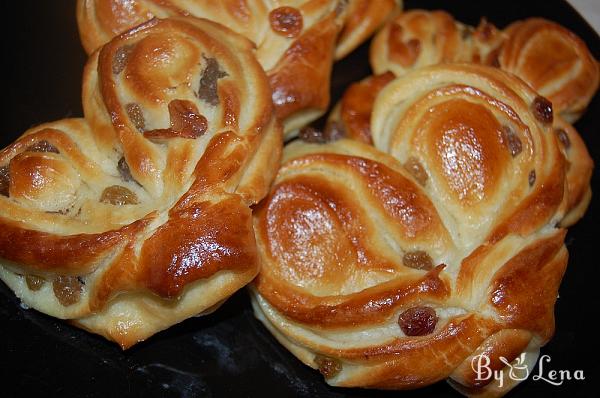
398, 306, 437, 336
126, 103, 146, 132
403, 251, 434, 270
269, 6, 303, 38
26, 275, 46, 291
113, 44, 134, 75
314, 355, 342, 379
52, 276, 84, 307
100, 185, 139, 205
404, 157, 428, 186
168, 99, 208, 138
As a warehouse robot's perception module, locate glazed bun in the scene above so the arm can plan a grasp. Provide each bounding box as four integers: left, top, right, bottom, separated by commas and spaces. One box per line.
0, 17, 281, 348
251, 64, 571, 396
77, 0, 401, 137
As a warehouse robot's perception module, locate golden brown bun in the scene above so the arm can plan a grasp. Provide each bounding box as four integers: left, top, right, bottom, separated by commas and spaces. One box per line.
335, 0, 401, 59
0, 17, 281, 349
553, 117, 594, 226
370, 10, 598, 122
76, 0, 356, 137
498, 18, 600, 122
252, 64, 571, 396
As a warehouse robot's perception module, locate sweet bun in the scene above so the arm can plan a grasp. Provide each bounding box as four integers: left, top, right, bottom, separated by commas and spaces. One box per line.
335, 0, 401, 59
370, 10, 598, 123
498, 18, 600, 122
251, 64, 571, 396
0, 17, 281, 348
77, 0, 396, 137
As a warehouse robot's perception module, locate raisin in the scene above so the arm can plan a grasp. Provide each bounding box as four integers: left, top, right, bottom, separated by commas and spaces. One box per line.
555, 128, 571, 149
532, 96, 553, 124
398, 306, 438, 336
269, 6, 303, 38
53, 276, 84, 306
404, 157, 428, 186
117, 156, 134, 182
100, 185, 139, 205
529, 170, 536, 187
27, 140, 59, 153
112, 44, 134, 75
299, 126, 327, 143
403, 251, 434, 270
197, 56, 228, 106
168, 99, 208, 138
314, 355, 342, 379
500, 125, 522, 157
126, 103, 146, 132
26, 275, 45, 291
0, 165, 9, 197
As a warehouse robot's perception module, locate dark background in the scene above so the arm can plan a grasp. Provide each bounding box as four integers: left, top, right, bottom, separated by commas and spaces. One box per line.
1, 1, 599, 397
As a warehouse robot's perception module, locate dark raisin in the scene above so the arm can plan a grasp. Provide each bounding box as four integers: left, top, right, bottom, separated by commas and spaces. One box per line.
314, 355, 342, 379
112, 44, 134, 75
501, 125, 522, 157
53, 276, 84, 306
126, 103, 146, 132
100, 185, 139, 205
555, 128, 571, 149
404, 157, 428, 186
398, 306, 438, 336
0, 165, 9, 197
27, 140, 59, 153
299, 127, 327, 143
532, 96, 553, 124
403, 251, 434, 270
26, 275, 45, 291
117, 156, 134, 182
269, 6, 303, 38
528, 170, 536, 187
168, 99, 208, 138
197, 56, 228, 106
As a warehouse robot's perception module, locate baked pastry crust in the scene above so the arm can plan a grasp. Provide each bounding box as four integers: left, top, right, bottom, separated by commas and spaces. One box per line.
77, 0, 397, 137
498, 18, 600, 123
370, 10, 599, 123
252, 64, 572, 396
0, 17, 281, 348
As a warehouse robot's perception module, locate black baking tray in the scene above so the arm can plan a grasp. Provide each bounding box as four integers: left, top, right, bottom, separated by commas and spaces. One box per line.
1, 1, 599, 397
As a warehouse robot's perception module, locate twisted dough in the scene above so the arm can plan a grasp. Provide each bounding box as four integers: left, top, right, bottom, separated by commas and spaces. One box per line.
252, 64, 572, 396
0, 17, 281, 348
330, 19, 595, 225
77, 0, 399, 136
370, 10, 599, 122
